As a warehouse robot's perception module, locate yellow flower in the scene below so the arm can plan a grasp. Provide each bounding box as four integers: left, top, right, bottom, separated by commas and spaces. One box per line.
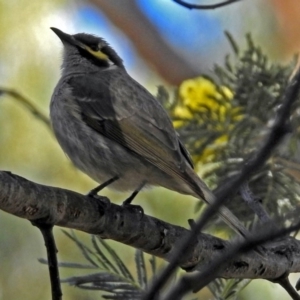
173, 77, 243, 164
179, 77, 233, 110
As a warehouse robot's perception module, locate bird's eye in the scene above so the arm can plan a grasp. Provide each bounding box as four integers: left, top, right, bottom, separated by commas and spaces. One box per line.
89, 45, 99, 51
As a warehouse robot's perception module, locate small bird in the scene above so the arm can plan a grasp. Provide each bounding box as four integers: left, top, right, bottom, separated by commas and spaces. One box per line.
50, 27, 248, 237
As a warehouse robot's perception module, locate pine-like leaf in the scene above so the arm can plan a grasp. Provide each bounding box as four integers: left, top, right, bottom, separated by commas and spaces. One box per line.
60, 233, 158, 299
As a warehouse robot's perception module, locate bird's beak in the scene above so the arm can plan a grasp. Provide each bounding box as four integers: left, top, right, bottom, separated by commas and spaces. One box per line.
51, 27, 80, 47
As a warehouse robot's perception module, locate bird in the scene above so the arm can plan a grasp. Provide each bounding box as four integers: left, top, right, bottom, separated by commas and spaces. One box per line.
50, 27, 248, 237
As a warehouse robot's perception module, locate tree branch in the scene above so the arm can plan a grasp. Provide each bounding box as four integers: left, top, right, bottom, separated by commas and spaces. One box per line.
272, 276, 300, 300
32, 223, 62, 300
162, 225, 300, 300
1, 170, 300, 282
173, 0, 242, 10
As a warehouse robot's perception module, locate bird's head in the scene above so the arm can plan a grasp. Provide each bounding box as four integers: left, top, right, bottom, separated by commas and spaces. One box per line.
51, 27, 124, 71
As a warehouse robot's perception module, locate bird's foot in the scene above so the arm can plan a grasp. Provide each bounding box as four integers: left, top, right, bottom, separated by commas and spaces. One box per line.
122, 197, 144, 219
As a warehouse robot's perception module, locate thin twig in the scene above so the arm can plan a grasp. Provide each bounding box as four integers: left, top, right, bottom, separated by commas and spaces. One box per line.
240, 182, 271, 224
173, 0, 242, 10
143, 69, 300, 300
0, 87, 51, 129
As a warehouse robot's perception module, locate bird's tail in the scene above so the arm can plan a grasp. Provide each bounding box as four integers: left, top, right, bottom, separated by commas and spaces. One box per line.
185, 168, 249, 238
200, 186, 249, 238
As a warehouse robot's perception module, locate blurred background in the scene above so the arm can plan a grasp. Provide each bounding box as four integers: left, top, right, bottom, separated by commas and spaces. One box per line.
1, 0, 300, 299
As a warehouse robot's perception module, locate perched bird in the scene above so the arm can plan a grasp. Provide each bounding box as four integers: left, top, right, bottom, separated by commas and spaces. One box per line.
50, 27, 247, 237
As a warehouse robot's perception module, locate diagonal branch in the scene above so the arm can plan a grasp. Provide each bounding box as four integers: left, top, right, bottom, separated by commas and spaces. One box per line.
162, 225, 300, 300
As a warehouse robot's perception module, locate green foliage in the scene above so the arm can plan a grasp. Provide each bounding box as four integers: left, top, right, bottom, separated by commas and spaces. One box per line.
58, 231, 251, 300
59, 231, 156, 299
161, 33, 300, 226
208, 278, 251, 300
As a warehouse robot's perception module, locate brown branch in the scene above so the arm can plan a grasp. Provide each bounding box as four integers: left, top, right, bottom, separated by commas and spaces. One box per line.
32, 223, 62, 300
162, 229, 300, 300
1, 170, 300, 283
88, 0, 200, 84
173, 0, 242, 10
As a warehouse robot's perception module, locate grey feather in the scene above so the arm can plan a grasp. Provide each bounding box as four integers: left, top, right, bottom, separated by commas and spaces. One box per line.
50, 28, 249, 237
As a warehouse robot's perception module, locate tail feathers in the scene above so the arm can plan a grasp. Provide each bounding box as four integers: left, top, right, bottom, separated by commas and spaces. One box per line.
185, 168, 249, 238
199, 185, 249, 238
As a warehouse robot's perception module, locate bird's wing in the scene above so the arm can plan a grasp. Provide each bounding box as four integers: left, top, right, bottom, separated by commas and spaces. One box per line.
67, 71, 194, 181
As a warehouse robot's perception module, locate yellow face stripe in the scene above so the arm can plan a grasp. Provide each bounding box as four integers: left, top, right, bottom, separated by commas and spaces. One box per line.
84, 46, 109, 61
